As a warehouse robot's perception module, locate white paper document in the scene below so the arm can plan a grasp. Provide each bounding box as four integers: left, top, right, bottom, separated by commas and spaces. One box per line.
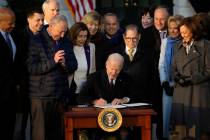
122, 103, 150, 107
94, 104, 126, 109
94, 103, 150, 108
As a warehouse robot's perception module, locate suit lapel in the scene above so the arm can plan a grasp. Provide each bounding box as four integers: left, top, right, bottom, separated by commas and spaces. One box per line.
100, 70, 115, 101
100, 70, 110, 90
115, 74, 123, 89
179, 44, 201, 70
84, 45, 90, 75
0, 33, 13, 59
132, 47, 143, 62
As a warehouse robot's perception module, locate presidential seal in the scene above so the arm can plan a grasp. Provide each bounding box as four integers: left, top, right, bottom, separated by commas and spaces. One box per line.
98, 108, 122, 132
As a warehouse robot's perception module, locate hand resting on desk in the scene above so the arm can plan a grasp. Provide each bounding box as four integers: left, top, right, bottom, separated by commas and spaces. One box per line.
94, 97, 129, 106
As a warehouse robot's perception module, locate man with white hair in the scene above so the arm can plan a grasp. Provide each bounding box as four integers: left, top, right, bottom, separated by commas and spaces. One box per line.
27, 15, 77, 140
78, 53, 131, 106
42, 0, 59, 25
78, 53, 132, 139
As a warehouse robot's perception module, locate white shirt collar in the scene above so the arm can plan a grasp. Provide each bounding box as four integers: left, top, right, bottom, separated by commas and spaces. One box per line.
125, 46, 137, 55
0, 30, 7, 40
44, 20, 48, 25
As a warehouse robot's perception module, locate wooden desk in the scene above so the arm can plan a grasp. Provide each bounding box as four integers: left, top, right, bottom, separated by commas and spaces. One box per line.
64, 107, 156, 140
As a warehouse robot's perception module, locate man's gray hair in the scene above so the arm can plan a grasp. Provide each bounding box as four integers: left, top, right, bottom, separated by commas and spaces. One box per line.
124, 24, 139, 36
103, 12, 119, 23
49, 14, 68, 26
107, 53, 124, 66
42, 0, 59, 12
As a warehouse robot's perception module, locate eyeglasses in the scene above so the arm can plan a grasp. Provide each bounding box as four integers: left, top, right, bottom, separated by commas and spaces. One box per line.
125, 37, 138, 42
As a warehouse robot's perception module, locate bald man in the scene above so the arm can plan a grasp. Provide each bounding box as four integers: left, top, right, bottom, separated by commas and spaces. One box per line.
0, 7, 18, 139
78, 53, 132, 106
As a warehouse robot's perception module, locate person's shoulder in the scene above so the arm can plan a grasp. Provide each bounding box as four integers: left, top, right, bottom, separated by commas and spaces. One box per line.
36, 28, 48, 40
204, 39, 210, 46
89, 70, 101, 77
141, 26, 158, 42
118, 72, 132, 81
117, 28, 124, 35
62, 35, 71, 41
194, 39, 210, 51
60, 36, 73, 48
88, 42, 95, 48
141, 26, 156, 33
87, 70, 103, 82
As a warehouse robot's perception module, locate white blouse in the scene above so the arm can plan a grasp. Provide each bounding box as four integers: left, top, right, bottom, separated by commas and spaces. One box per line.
73, 46, 88, 93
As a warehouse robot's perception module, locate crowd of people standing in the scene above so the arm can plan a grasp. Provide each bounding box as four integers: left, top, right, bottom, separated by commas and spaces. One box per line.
1, 0, 210, 140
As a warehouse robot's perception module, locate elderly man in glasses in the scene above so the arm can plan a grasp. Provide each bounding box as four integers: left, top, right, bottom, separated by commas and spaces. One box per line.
116, 24, 156, 139
118, 24, 154, 104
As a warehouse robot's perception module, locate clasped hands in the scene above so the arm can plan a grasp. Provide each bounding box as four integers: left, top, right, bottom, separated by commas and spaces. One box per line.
174, 73, 192, 87
93, 98, 126, 106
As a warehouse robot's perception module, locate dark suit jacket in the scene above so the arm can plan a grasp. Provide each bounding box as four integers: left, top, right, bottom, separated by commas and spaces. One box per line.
0, 32, 19, 104
139, 26, 163, 108
92, 29, 124, 70
17, 27, 36, 89
140, 26, 161, 55
15, 27, 36, 112
116, 43, 155, 103
77, 70, 132, 105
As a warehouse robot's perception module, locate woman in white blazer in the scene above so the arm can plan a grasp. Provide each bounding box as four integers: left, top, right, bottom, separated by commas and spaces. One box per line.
68, 22, 96, 105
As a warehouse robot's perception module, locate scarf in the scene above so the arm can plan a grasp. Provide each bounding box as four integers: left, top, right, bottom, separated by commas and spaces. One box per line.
165, 37, 180, 80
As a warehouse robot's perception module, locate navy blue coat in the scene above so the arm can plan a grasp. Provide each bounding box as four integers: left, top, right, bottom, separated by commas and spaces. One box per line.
27, 28, 77, 98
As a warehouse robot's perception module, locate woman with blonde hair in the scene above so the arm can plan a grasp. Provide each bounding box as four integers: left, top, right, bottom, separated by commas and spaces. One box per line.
82, 10, 101, 36
82, 11, 107, 70
159, 15, 184, 139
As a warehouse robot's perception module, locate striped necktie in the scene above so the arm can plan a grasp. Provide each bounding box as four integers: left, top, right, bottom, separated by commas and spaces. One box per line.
128, 48, 134, 61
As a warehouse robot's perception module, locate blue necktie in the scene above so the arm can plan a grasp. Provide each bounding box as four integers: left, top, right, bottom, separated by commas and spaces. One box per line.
5, 32, 13, 56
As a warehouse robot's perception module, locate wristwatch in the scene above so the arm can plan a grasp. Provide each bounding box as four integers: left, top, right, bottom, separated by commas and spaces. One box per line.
123, 97, 130, 103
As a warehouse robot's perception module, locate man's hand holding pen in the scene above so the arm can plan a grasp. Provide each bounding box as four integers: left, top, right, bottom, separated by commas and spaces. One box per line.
93, 97, 129, 106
